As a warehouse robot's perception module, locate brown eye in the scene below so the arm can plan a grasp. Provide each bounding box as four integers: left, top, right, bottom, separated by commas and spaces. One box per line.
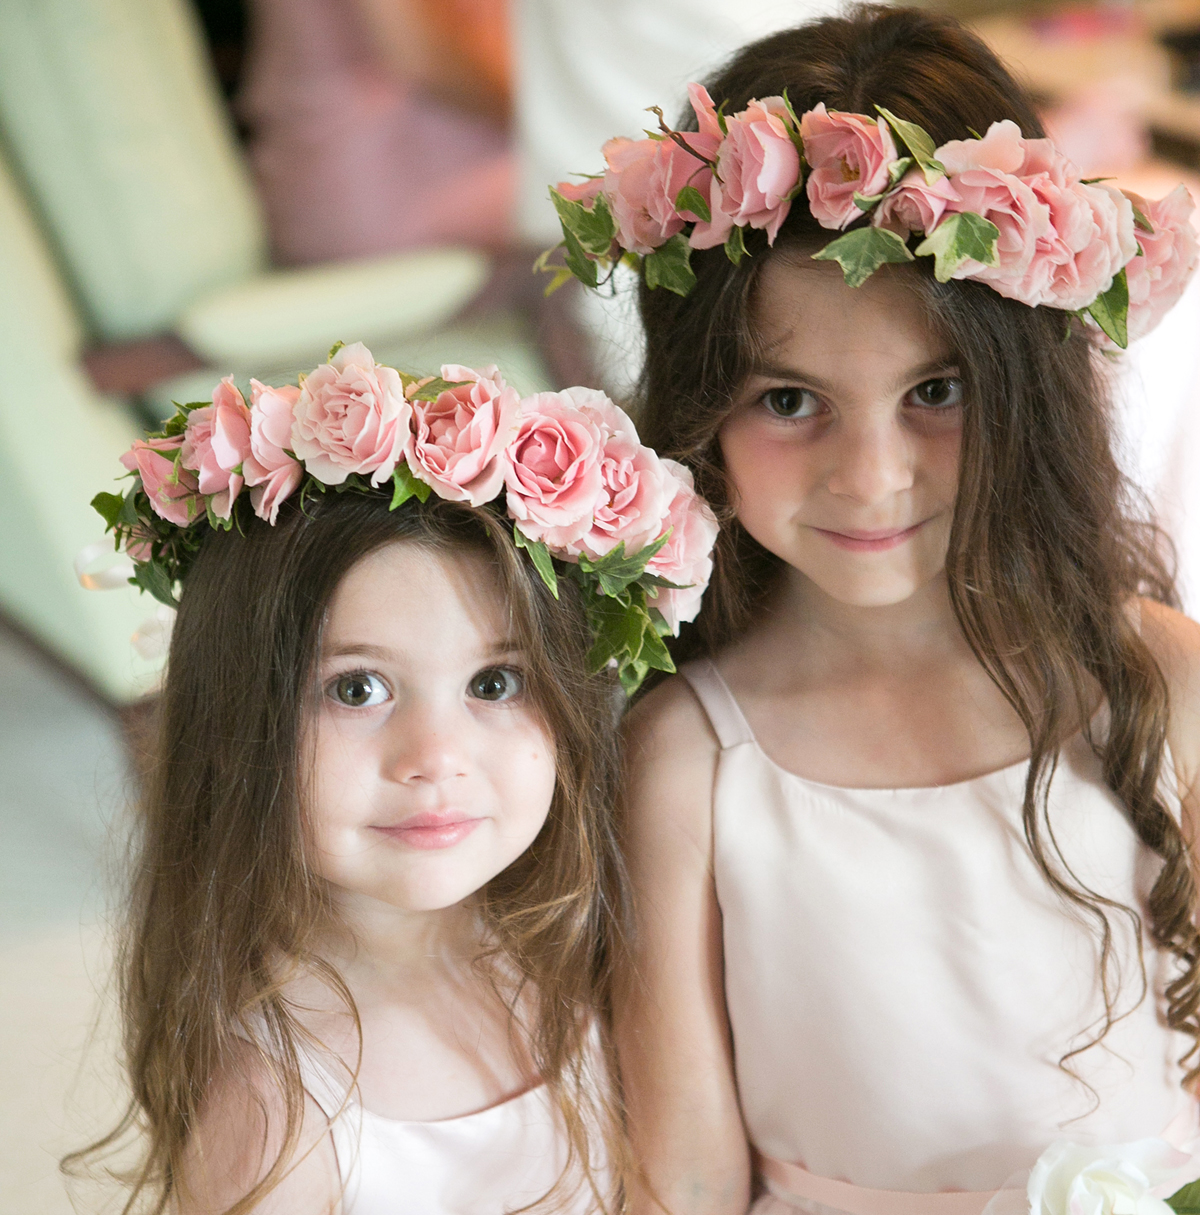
761, 387, 821, 419
331, 673, 388, 707
469, 667, 523, 702
907, 378, 963, 409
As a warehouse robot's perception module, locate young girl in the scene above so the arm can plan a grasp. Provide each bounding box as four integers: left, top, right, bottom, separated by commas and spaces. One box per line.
76, 345, 717, 1213
545, 6, 1200, 1213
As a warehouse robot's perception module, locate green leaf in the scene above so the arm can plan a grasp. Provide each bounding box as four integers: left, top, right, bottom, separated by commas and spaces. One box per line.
1085, 266, 1130, 349
541, 265, 574, 297
91, 491, 126, 530
131, 559, 178, 607
619, 659, 652, 696
724, 224, 748, 266
875, 106, 945, 184
205, 498, 233, 532
811, 225, 914, 288
549, 187, 618, 257
715, 99, 729, 136
513, 527, 559, 599
1167, 1179, 1200, 1213
887, 156, 914, 188
578, 533, 670, 598
914, 212, 1000, 282
853, 190, 887, 212
561, 225, 599, 289
643, 233, 697, 296
407, 376, 472, 402
161, 403, 205, 437
675, 184, 711, 224
1131, 201, 1154, 233
327, 340, 345, 361
116, 482, 144, 528
389, 464, 432, 509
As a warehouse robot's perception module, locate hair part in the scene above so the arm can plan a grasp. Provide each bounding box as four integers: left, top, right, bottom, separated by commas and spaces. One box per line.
635, 3, 1200, 1093
68, 491, 631, 1213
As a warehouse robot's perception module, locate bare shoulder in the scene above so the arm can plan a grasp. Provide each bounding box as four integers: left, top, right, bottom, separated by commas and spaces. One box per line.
1138, 599, 1200, 793
623, 673, 721, 856
177, 1038, 341, 1214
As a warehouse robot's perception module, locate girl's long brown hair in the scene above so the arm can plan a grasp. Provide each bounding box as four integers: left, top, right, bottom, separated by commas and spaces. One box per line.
68, 492, 630, 1213
636, 5, 1200, 1089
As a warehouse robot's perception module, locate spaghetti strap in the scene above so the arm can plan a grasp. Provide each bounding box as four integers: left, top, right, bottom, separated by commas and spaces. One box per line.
680, 658, 757, 750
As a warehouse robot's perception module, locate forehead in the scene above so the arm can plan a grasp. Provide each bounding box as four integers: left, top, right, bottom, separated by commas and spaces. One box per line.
749, 255, 951, 377
323, 542, 509, 655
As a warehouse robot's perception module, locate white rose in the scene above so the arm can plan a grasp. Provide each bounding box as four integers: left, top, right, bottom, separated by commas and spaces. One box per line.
1025, 1138, 1188, 1215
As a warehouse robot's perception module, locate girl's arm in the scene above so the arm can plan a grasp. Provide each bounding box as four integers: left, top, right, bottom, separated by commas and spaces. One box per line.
618, 678, 751, 1215
1140, 601, 1200, 845
177, 1043, 342, 1214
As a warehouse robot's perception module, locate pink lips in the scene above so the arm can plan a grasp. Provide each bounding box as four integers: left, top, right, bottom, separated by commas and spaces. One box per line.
812, 521, 926, 552
372, 811, 483, 851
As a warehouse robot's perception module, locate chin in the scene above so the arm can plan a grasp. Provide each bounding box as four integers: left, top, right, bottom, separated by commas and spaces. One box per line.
802, 563, 939, 608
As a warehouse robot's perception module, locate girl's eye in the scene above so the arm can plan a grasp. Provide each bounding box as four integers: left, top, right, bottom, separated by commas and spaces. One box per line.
330, 673, 390, 708
469, 667, 523, 703
906, 377, 963, 409
761, 387, 822, 419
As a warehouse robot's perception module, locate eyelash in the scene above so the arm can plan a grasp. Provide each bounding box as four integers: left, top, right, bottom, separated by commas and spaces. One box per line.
757, 377, 964, 421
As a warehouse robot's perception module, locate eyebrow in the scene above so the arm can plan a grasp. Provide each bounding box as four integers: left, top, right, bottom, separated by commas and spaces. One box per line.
745, 356, 961, 394
321, 639, 525, 662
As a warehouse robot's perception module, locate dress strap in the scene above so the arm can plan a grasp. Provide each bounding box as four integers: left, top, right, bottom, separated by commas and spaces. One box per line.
679, 659, 757, 750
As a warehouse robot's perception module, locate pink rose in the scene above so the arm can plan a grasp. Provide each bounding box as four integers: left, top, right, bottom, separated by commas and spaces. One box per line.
1124, 186, 1200, 341
555, 176, 604, 206
566, 403, 672, 560
120, 435, 201, 527
180, 376, 253, 520
243, 380, 303, 524
124, 527, 155, 563
291, 341, 410, 486
801, 103, 899, 231
644, 460, 719, 634
693, 97, 801, 249
873, 168, 962, 236
936, 119, 1027, 176
601, 138, 677, 254
504, 388, 607, 550
405, 364, 521, 506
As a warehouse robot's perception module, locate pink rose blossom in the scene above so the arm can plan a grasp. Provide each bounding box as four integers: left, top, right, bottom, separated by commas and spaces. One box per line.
801, 103, 899, 231
504, 388, 607, 550
243, 380, 303, 524
555, 176, 604, 206
936, 119, 1027, 176
120, 435, 201, 527
567, 415, 672, 561
872, 168, 962, 236
124, 527, 155, 563
693, 97, 800, 249
180, 376, 253, 520
291, 341, 410, 486
406, 364, 521, 506
1124, 186, 1200, 341
644, 460, 719, 633
601, 138, 677, 255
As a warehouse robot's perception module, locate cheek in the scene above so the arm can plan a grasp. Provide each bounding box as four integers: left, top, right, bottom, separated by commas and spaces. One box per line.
719, 418, 815, 510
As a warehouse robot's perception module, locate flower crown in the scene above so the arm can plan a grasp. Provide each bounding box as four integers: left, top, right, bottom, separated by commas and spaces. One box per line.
92, 342, 718, 694
540, 84, 1199, 348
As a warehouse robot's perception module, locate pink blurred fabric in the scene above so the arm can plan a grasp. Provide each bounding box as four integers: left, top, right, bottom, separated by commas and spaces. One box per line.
239, 0, 514, 265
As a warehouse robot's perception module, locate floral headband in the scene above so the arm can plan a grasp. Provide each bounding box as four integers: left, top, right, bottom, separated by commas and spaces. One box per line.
541, 84, 1199, 348
92, 342, 718, 694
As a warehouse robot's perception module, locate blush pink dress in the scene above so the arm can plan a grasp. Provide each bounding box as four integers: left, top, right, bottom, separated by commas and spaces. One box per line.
681, 658, 1200, 1215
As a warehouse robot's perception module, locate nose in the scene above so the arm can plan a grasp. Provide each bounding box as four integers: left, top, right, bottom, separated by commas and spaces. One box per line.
382, 699, 469, 786
824, 412, 914, 506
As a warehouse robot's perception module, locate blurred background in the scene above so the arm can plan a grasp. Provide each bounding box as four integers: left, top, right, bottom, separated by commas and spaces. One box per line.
4, 0, 1200, 1208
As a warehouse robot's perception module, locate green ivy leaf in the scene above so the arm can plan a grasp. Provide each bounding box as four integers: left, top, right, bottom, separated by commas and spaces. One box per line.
390, 464, 432, 509
327, 340, 345, 361
542, 266, 574, 297
1085, 266, 1130, 349
577, 533, 670, 598
674, 184, 711, 224
853, 190, 887, 212
914, 212, 1000, 282
561, 225, 599, 289
876, 106, 945, 184
724, 224, 748, 266
549, 187, 618, 257
116, 482, 145, 528
131, 559, 178, 607
643, 233, 697, 296
91, 491, 126, 530
811, 226, 914, 288
514, 527, 559, 599
887, 156, 914, 188
407, 376, 472, 402
1167, 1179, 1200, 1213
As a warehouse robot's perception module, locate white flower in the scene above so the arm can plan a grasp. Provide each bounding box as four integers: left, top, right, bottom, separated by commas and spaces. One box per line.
1026, 1138, 1188, 1215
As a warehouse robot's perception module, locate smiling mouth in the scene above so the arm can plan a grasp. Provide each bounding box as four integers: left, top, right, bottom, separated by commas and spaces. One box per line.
811, 521, 927, 552
371, 814, 483, 851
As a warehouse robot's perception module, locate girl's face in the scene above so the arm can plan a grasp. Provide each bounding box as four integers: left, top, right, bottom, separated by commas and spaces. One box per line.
308, 542, 557, 916
719, 257, 963, 608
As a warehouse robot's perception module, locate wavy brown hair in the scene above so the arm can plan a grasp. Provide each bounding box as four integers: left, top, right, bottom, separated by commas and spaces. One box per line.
68, 491, 630, 1213
635, 5, 1200, 1090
